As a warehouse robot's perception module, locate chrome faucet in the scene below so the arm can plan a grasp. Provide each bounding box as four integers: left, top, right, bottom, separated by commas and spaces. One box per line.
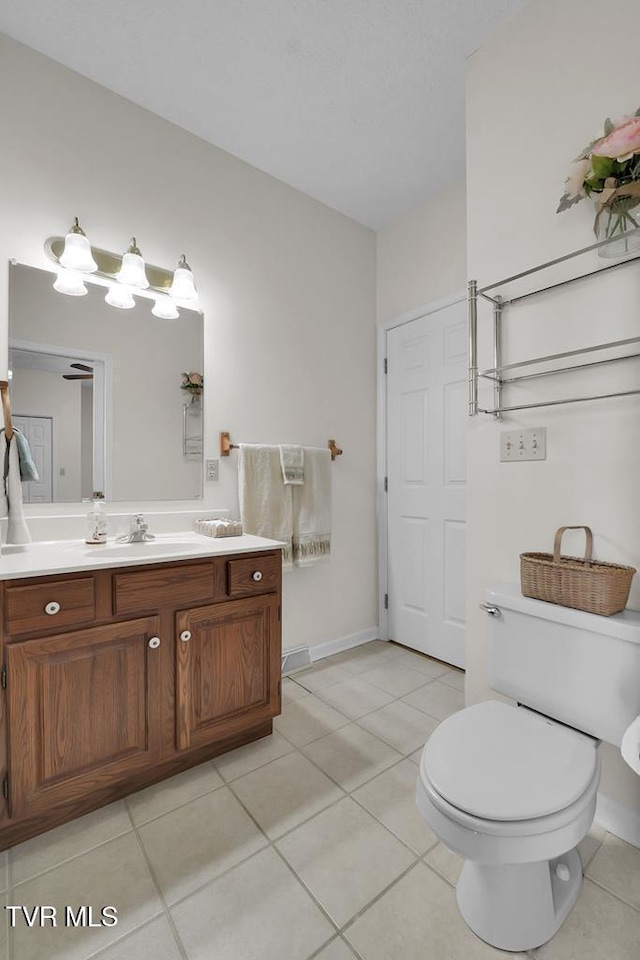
117, 514, 156, 543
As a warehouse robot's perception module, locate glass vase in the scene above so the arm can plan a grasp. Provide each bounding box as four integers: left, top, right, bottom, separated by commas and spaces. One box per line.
594, 197, 640, 259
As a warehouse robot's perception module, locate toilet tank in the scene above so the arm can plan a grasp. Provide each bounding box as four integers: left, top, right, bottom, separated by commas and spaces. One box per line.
485, 585, 640, 746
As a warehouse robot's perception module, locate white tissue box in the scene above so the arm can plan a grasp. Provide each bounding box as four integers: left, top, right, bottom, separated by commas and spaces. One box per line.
195, 518, 243, 538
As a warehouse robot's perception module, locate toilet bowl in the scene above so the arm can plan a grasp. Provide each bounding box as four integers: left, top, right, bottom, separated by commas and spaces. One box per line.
417, 700, 600, 952
413, 584, 640, 951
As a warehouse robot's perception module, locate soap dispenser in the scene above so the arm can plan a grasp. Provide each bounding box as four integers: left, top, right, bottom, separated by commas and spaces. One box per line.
85, 491, 107, 544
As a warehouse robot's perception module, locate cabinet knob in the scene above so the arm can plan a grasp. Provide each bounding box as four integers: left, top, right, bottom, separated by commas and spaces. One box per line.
252, 571, 263, 582
180, 630, 192, 642
148, 637, 161, 649
45, 601, 61, 616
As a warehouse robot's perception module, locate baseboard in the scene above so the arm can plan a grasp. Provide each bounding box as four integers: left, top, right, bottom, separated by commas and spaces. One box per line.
595, 793, 640, 848
309, 626, 380, 662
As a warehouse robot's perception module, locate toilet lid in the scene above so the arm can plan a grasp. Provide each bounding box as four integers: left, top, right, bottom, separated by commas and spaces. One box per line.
423, 701, 598, 821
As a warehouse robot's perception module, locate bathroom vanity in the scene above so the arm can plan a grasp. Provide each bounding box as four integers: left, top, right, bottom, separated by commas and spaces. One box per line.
0, 535, 283, 850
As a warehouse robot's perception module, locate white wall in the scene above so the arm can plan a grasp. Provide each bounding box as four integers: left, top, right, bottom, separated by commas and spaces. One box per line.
376, 179, 467, 321
0, 34, 378, 654
466, 0, 640, 829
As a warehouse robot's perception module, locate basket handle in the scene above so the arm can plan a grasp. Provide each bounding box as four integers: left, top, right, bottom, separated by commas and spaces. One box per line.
553, 526, 593, 564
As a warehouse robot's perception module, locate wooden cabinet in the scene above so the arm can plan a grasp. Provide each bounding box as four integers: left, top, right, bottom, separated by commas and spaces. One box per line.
7, 618, 160, 819
176, 595, 280, 750
0, 549, 281, 849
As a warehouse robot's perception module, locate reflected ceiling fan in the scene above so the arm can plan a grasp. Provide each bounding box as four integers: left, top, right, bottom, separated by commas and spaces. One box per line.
62, 362, 93, 381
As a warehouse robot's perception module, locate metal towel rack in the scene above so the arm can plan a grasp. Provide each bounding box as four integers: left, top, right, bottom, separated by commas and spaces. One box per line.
468, 228, 640, 419
220, 432, 343, 460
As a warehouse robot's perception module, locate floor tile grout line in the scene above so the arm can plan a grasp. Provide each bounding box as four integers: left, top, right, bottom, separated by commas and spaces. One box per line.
143, 749, 422, 928
125, 774, 227, 829
8, 818, 134, 891
421, 854, 459, 890
80, 911, 181, 960
582, 874, 640, 912
303, 932, 347, 960
339, 857, 424, 938
269, 842, 345, 935
210, 741, 296, 787
278, 680, 438, 758
225, 764, 348, 847
124, 800, 191, 960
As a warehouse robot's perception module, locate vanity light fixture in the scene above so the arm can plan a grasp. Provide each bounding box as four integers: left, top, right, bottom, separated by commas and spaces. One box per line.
151, 296, 180, 320
116, 237, 149, 289
105, 283, 136, 310
53, 269, 89, 297
46, 221, 200, 316
59, 217, 98, 273
169, 254, 198, 302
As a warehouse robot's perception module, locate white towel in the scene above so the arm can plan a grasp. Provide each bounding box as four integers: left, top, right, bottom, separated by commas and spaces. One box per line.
0, 433, 31, 545
279, 445, 304, 485
238, 444, 292, 567
292, 447, 331, 566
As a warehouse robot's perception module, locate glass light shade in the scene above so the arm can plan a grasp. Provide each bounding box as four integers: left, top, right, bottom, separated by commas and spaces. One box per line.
53, 268, 88, 297
105, 283, 135, 310
152, 296, 179, 320
59, 231, 97, 273
169, 255, 198, 302
117, 251, 149, 289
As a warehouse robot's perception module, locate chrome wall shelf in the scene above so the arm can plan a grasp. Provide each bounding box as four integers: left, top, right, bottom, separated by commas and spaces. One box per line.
468, 228, 640, 418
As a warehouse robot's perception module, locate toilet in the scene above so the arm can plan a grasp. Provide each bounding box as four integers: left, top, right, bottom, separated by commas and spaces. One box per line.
416, 584, 640, 953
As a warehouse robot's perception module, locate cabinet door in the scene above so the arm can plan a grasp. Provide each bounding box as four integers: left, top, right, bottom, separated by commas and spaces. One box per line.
7, 617, 161, 818
176, 595, 280, 751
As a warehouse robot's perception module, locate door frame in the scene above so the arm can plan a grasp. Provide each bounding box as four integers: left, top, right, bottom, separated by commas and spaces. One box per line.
377, 290, 467, 641
10, 338, 113, 499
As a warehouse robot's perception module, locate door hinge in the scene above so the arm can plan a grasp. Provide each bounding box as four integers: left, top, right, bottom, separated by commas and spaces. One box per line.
278, 679, 282, 697
0, 664, 5, 690
2, 774, 8, 802
278, 604, 281, 622
384, 594, 389, 610
384, 476, 388, 493
383, 358, 388, 374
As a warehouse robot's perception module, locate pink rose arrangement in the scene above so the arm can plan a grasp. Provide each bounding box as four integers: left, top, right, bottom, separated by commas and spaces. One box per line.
181, 371, 203, 394
557, 108, 640, 246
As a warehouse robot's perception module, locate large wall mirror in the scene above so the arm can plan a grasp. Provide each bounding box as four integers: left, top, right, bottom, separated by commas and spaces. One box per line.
8, 263, 204, 502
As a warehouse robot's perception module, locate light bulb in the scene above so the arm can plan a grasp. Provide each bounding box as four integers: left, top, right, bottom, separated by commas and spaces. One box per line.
105, 283, 135, 309
116, 238, 149, 289
152, 296, 179, 320
59, 218, 97, 273
53, 268, 88, 297
169, 254, 198, 302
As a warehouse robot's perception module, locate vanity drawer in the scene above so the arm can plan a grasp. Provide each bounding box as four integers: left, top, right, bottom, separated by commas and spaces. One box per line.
113, 562, 217, 615
227, 553, 280, 598
5, 577, 96, 635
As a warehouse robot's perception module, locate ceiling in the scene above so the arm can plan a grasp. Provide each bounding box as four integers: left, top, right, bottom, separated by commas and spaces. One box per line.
0, 0, 527, 229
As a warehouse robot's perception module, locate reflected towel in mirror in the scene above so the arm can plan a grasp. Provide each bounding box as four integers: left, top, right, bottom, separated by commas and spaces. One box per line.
0, 433, 31, 545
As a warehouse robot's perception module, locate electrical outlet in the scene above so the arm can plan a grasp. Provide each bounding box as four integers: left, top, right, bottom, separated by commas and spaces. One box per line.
205, 458, 219, 481
500, 427, 546, 462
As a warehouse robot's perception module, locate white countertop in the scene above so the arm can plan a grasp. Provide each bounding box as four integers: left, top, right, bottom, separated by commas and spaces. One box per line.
0, 533, 285, 580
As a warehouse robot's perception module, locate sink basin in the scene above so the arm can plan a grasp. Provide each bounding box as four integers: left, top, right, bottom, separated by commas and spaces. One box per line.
77, 535, 201, 559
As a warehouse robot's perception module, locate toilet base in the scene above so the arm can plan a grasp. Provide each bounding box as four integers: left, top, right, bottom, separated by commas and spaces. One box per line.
456, 847, 582, 952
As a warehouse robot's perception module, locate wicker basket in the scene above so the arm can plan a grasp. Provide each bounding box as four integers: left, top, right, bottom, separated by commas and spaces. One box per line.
520, 526, 636, 616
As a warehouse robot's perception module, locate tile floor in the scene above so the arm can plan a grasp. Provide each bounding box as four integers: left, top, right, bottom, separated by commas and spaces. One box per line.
2, 639, 639, 960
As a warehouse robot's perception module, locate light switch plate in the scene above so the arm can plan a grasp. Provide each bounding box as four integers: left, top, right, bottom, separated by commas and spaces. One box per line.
205, 458, 219, 481
500, 427, 546, 462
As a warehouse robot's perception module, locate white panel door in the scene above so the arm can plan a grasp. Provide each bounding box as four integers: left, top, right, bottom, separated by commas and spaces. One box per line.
12, 415, 53, 503
386, 300, 467, 667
